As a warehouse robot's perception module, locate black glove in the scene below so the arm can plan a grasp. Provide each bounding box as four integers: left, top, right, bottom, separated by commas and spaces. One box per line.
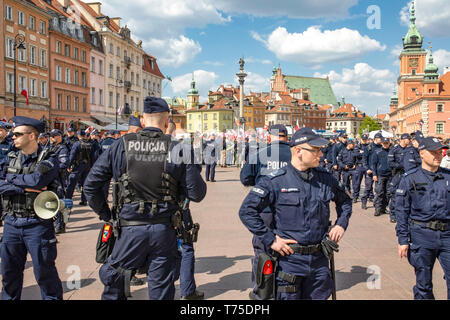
321, 236, 339, 259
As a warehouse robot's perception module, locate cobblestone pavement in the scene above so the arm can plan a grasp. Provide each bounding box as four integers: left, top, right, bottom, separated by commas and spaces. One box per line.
1, 166, 446, 300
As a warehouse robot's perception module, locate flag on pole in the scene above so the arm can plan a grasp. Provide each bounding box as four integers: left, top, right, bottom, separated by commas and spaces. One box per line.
295, 119, 300, 131
418, 119, 424, 127
117, 105, 123, 115
20, 90, 29, 105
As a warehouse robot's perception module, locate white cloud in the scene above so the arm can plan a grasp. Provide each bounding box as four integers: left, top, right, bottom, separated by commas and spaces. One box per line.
432, 49, 450, 74
144, 36, 202, 67
314, 63, 396, 114
234, 72, 270, 93
400, 0, 450, 38
170, 70, 219, 99
253, 26, 386, 68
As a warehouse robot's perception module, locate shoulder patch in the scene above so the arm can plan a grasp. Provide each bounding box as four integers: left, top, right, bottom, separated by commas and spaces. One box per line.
268, 168, 286, 179
396, 188, 405, 195
404, 168, 419, 176
251, 187, 268, 197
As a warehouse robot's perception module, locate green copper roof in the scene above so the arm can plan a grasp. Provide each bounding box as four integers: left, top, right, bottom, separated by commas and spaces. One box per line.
403, 1, 423, 50
188, 74, 198, 95
390, 89, 398, 105
283, 76, 338, 105
424, 49, 439, 74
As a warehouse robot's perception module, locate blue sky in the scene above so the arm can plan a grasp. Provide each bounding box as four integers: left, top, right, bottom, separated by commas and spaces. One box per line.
102, 0, 450, 116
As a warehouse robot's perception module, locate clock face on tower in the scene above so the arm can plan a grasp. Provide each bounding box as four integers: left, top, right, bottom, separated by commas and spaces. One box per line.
409, 58, 418, 68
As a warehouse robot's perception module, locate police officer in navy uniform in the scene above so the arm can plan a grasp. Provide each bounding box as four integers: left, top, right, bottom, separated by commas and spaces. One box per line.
38, 132, 49, 149
239, 127, 352, 300
64, 127, 78, 151
404, 131, 424, 172
396, 137, 450, 299
0, 121, 13, 226
362, 132, 383, 209
337, 139, 358, 201
239, 124, 292, 299
360, 134, 374, 209
371, 136, 392, 218
387, 133, 411, 223
83, 96, 207, 300
65, 130, 94, 205
325, 135, 336, 172
331, 132, 348, 182
48, 129, 70, 234
204, 133, 218, 182
0, 116, 63, 300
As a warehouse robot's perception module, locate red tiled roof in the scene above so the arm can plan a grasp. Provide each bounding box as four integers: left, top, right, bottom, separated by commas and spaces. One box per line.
78, 0, 121, 33
330, 103, 364, 118
440, 72, 450, 94
142, 54, 164, 79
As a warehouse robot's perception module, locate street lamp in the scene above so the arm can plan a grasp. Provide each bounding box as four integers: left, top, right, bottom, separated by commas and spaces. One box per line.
13, 34, 26, 117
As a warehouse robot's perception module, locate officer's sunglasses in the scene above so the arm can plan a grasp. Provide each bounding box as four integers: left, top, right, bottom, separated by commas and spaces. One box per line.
12, 131, 32, 137
297, 146, 323, 154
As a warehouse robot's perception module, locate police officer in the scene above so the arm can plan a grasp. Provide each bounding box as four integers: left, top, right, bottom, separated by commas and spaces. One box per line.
65, 130, 94, 205
239, 127, 352, 300
64, 127, 78, 150
371, 136, 392, 217
0, 121, 13, 226
337, 139, 357, 199
361, 132, 383, 209
128, 115, 143, 134
89, 130, 101, 164
0, 116, 63, 300
331, 132, 348, 182
387, 133, 411, 223
49, 129, 70, 234
404, 131, 424, 172
83, 96, 207, 300
204, 133, 218, 182
325, 136, 337, 173
38, 132, 49, 149
239, 124, 292, 299
396, 137, 450, 299
100, 131, 116, 154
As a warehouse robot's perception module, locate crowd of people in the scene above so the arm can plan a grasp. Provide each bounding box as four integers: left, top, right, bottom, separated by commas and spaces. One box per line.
0, 98, 448, 300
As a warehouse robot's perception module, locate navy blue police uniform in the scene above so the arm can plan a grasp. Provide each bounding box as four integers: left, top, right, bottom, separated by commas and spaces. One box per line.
337, 140, 362, 201
331, 133, 347, 182
371, 137, 392, 217
0, 121, 13, 226
65, 131, 94, 205
360, 134, 375, 207
204, 136, 218, 182
387, 133, 411, 222
83, 97, 207, 300
403, 131, 424, 172
239, 128, 352, 300
239, 124, 292, 298
325, 137, 336, 173
395, 137, 450, 299
0, 117, 63, 300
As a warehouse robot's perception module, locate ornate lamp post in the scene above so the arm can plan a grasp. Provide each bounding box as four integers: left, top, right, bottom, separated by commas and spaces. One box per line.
13, 34, 26, 117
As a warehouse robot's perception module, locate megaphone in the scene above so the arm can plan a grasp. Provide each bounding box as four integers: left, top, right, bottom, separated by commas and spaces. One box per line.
34, 191, 73, 220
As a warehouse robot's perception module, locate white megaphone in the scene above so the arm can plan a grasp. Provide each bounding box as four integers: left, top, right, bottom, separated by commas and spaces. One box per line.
33, 191, 74, 221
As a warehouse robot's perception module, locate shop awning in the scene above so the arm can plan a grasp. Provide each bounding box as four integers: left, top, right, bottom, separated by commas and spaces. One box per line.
79, 120, 104, 131
91, 115, 115, 124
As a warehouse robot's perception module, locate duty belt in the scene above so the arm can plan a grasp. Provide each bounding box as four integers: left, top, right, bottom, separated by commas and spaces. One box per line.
411, 219, 448, 231
119, 216, 172, 227
288, 243, 321, 255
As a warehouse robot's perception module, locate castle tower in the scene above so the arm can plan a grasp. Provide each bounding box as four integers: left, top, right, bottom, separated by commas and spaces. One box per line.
186, 73, 199, 110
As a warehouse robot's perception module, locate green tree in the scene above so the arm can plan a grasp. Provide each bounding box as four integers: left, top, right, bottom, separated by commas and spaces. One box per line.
359, 117, 381, 136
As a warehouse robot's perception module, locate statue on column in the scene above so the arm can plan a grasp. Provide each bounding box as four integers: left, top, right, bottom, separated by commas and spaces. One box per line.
239, 57, 245, 71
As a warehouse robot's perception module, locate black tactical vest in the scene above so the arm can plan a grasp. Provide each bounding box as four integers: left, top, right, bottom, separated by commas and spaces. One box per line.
2, 149, 58, 216
118, 130, 178, 214
75, 140, 92, 166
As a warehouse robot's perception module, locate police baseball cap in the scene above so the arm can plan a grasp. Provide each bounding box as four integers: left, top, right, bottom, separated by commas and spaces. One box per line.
129, 115, 142, 128
338, 132, 348, 138
412, 131, 424, 141
12, 116, 45, 133
361, 134, 369, 140
268, 124, 287, 136
50, 129, 62, 136
347, 139, 355, 144
67, 127, 75, 132
0, 121, 12, 130
39, 132, 49, 138
77, 130, 86, 136
143, 96, 170, 114
401, 133, 411, 140
418, 137, 449, 151
290, 127, 329, 147
374, 132, 383, 139
381, 136, 390, 143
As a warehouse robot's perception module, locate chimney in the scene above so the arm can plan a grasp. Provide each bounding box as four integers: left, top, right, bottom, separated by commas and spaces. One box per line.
111, 17, 121, 28
86, 2, 102, 15
56, 0, 69, 8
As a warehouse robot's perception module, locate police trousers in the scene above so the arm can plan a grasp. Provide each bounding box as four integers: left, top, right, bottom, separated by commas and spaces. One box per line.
251, 211, 273, 294
0, 217, 63, 300
275, 251, 333, 300
99, 223, 178, 300
174, 241, 197, 297
408, 224, 450, 300
374, 176, 392, 214
66, 163, 90, 202
361, 170, 374, 202
388, 173, 403, 219
205, 162, 216, 181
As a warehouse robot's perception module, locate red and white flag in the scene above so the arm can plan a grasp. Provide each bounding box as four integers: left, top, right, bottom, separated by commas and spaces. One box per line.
418, 119, 424, 127
295, 119, 300, 131
20, 90, 29, 105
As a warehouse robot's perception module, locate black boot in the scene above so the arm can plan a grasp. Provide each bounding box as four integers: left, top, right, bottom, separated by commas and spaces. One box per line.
181, 290, 204, 300
361, 202, 367, 210
374, 210, 381, 217
130, 275, 145, 286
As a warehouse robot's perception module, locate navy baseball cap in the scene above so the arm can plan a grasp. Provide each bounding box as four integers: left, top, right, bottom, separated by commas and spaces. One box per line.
338, 132, 348, 138
12, 116, 45, 133
39, 132, 49, 138
412, 131, 424, 141
143, 96, 170, 114
347, 139, 355, 144
381, 136, 390, 143
361, 134, 369, 140
401, 133, 411, 140
50, 129, 62, 136
129, 115, 142, 128
268, 124, 287, 136
290, 127, 329, 147
418, 137, 449, 151
77, 130, 86, 137
67, 127, 75, 132
374, 132, 383, 139
0, 121, 12, 129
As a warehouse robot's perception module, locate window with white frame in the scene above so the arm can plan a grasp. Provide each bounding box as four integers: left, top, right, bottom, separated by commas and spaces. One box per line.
74, 47, 79, 60
136, 74, 139, 87
81, 50, 86, 62
6, 6, 13, 21
6, 73, 14, 93
65, 68, 71, 84
56, 65, 62, 81
40, 21, 46, 34
99, 89, 103, 106
98, 60, 103, 75
74, 70, 79, 85
65, 44, 70, 57
18, 11, 25, 26
437, 104, 444, 112
109, 43, 113, 54
19, 76, 27, 92
40, 81, 47, 98
109, 64, 113, 78
81, 72, 86, 87
29, 16, 36, 30
29, 45, 37, 65
56, 41, 61, 54
40, 49, 47, 67
91, 87, 96, 104
91, 57, 95, 72
57, 94, 62, 110
29, 78, 37, 96
82, 98, 87, 112
109, 92, 113, 107
66, 95, 71, 111
18, 44, 26, 62
436, 122, 444, 134
74, 97, 79, 112
6, 38, 14, 58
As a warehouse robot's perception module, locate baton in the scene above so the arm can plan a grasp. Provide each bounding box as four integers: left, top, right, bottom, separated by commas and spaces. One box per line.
330, 252, 337, 300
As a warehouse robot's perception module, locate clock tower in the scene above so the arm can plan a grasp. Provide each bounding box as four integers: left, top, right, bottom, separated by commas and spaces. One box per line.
398, 0, 427, 107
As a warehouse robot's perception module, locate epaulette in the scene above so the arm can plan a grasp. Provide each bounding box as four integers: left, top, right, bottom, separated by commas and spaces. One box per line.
403, 167, 419, 176
267, 167, 287, 179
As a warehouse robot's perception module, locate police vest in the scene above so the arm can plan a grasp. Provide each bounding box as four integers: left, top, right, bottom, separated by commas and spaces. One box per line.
118, 130, 178, 214
74, 140, 92, 166
2, 149, 58, 215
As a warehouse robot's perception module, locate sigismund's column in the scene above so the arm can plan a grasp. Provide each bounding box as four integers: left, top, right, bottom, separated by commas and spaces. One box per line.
236, 58, 247, 131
